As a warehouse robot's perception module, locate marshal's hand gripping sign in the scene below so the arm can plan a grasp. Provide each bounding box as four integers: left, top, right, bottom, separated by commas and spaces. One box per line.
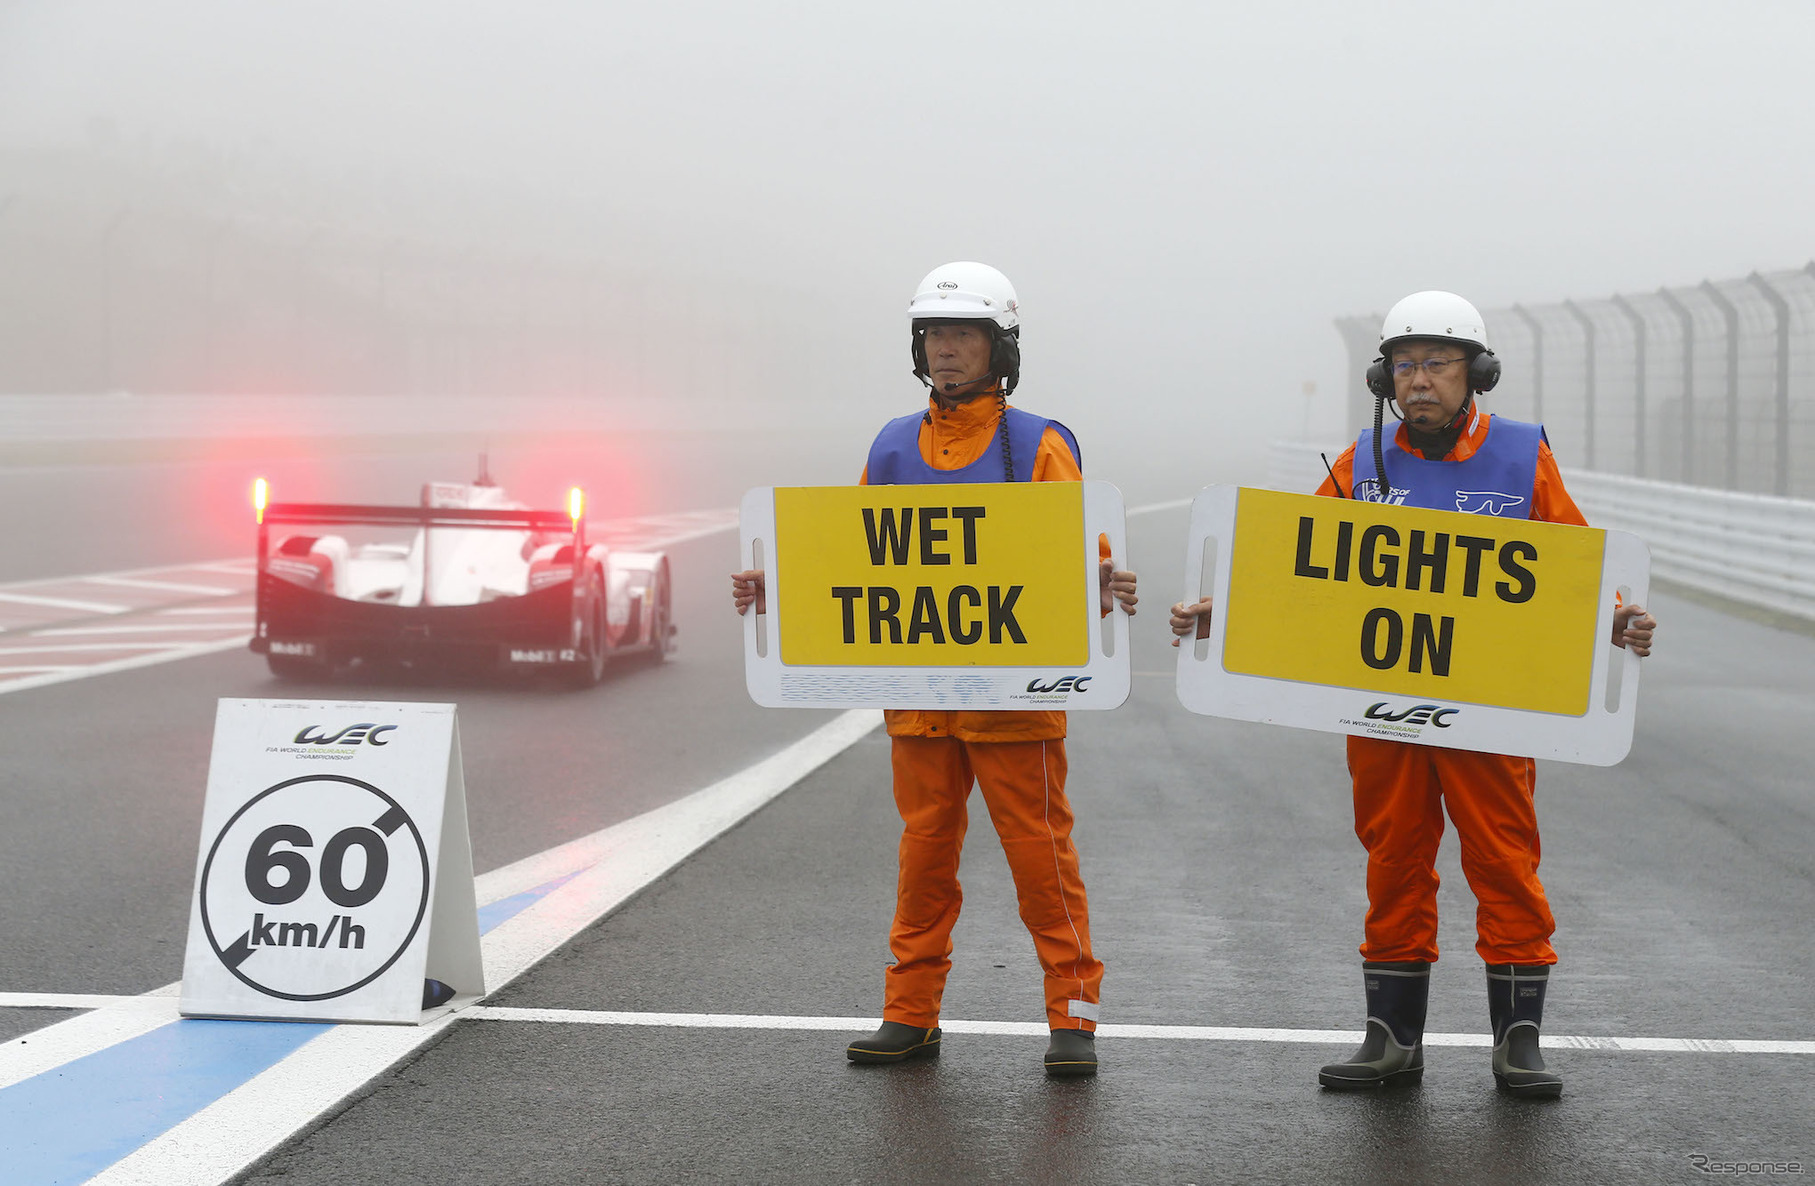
1175, 486, 1650, 765
739, 481, 1130, 710
180, 699, 484, 1023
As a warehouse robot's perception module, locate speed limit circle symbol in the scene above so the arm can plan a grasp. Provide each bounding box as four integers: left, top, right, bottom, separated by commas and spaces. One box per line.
198, 774, 431, 1002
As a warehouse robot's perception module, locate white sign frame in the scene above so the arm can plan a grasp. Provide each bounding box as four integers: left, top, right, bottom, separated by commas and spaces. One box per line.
1174, 485, 1650, 766
740, 480, 1131, 711
180, 699, 485, 1024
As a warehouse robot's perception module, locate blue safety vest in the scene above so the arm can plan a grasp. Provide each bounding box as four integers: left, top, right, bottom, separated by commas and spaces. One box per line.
1352, 415, 1545, 519
865, 406, 1080, 484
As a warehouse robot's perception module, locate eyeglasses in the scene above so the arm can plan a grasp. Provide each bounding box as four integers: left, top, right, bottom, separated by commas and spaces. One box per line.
1390, 357, 1467, 379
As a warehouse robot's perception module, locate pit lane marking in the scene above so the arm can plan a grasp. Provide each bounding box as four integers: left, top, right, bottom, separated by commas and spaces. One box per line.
0, 709, 884, 1185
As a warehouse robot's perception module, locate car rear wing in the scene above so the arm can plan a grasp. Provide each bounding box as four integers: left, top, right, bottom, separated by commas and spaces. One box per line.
255, 496, 587, 603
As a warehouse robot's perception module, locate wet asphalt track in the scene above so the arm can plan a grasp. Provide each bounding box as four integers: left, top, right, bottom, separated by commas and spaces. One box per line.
1, 426, 1811, 1183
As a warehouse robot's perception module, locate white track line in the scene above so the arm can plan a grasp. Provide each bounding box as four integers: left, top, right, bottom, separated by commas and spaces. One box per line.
75, 709, 883, 1186
0, 636, 250, 697
157, 606, 255, 616
455, 1007, 1815, 1055
85, 576, 237, 596
16, 993, 1805, 1056
35, 623, 252, 637
0, 558, 249, 592
0, 642, 196, 655
0, 590, 129, 614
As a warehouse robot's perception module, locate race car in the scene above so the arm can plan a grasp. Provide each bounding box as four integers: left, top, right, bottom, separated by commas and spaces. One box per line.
249, 465, 673, 684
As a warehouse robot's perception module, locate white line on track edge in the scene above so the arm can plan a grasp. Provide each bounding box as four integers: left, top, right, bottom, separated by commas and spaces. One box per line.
13, 995, 1809, 1057
460, 1008, 1815, 1054
0, 636, 251, 697
76, 708, 884, 1186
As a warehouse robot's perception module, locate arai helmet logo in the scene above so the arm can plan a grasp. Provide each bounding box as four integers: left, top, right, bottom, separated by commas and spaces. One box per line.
1363, 702, 1457, 727
937, 280, 959, 290
1026, 675, 1091, 693
293, 723, 397, 746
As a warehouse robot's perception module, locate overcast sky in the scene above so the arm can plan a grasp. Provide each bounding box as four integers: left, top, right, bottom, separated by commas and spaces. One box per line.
1, 0, 1809, 450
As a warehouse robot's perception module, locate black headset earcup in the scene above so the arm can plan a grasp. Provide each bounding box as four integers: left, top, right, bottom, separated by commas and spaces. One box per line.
1470, 349, 1501, 393
992, 327, 1021, 395
1365, 358, 1393, 400
910, 330, 928, 379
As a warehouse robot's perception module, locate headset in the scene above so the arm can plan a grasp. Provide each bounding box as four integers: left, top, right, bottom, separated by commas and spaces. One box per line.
1365, 348, 1500, 401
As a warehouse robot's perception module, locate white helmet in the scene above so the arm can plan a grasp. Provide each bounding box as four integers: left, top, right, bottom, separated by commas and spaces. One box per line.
1379, 290, 1490, 356
908, 261, 1019, 332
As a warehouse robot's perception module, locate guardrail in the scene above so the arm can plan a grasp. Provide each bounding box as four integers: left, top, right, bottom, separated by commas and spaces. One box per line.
1267, 440, 1815, 622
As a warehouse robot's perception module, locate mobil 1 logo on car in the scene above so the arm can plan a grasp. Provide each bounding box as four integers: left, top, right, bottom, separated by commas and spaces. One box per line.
180, 699, 484, 1024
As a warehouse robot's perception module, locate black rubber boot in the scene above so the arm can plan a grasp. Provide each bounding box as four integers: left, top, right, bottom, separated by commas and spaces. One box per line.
1488, 964, 1562, 1098
1318, 961, 1429, 1090
1044, 1028, 1098, 1077
846, 1021, 941, 1064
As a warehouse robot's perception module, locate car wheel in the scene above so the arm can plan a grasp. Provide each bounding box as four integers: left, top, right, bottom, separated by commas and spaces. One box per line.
647, 568, 672, 664
565, 570, 608, 688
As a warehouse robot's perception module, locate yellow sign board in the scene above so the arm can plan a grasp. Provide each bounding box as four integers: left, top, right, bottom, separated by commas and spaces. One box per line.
1221, 488, 1605, 715
773, 483, 1088, 667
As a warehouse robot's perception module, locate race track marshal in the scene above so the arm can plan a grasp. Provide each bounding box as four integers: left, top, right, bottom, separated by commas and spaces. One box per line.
732, 261, 1137, 1077
1171, 289, 1659, 1101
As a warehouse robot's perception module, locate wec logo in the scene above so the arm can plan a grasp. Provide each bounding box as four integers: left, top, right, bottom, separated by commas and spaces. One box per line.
1025, 675, 1091, 694
293, 724, 397, 746
1364, 702, 1458, 727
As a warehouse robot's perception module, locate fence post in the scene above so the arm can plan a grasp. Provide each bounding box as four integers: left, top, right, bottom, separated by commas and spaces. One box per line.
1611, 294, 1647, 477
1657, 287, 1696, 484
1699, 280, 1741, 490
1563, 300, 1595, 469
1334, 315, 1381, 439
1511, 304, 1543, 424
1746, 272, 1791, 498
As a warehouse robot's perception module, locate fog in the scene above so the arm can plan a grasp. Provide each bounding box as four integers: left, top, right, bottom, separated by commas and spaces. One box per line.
1, 0, 1810, 472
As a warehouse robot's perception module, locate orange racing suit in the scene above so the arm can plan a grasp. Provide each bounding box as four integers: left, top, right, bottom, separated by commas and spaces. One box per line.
1318, 409, 1586, 966
861, 392, 1105, 1032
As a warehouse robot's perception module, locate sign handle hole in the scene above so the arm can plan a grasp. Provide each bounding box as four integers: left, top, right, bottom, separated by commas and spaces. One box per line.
1602, 583, 1632, 713
1193, 536, 1219, 662
751, 537, 769, 659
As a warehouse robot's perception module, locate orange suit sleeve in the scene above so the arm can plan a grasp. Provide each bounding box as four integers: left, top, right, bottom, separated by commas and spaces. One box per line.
1530, 441, 1587, 526
1316, 444, 1358, 499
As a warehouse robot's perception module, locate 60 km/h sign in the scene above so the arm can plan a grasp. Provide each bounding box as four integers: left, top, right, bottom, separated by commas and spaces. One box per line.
1176, 486, 1649, 765
740, 481, 1130, 710
198, 774, 430, 1002
181, 699, 483, 1024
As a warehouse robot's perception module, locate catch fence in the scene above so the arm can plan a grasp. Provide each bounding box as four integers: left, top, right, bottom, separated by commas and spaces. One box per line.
1335, 265, 1815, 501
